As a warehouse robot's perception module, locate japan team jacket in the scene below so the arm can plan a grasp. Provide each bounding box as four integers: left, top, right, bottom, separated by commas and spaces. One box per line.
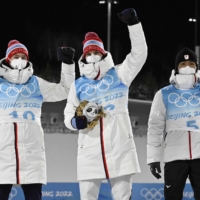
147, 83, 200, 164
64, 23, 147, 181
0, 60, 75, 184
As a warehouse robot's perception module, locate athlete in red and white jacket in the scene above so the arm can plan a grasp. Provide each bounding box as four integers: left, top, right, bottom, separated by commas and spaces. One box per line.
64, 8, 147, 200
0, 40, 75, 200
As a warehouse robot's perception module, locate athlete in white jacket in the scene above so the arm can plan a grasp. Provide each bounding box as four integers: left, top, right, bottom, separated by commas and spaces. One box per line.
0, 40, 75, 200
147, 48, 200, 200
64, 8, 147, 200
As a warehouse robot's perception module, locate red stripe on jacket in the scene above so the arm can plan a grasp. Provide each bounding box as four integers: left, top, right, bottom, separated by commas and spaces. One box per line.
100, 118, 109, 179
14, 123, 20, 184
188, 131, 192, 159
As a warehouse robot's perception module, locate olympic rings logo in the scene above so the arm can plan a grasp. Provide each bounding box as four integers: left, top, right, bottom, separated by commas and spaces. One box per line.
168, 92, 200, 107
9, 188, 17, 200
141, 188, 164, 200
79, 75, 114, 96
0, 82, 36, 98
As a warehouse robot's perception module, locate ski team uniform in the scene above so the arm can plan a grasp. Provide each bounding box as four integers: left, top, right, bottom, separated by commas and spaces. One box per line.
0, 60, 75, 184
147, 83, 200, 164
147, 75, 200, 199
64, 23, 147, 181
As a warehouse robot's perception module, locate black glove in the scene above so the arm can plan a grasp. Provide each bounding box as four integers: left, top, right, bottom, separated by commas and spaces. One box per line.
117, 8, 139, 25
57, 47, 75, 64
149, 162, 162, 179
71, 116, 87, 130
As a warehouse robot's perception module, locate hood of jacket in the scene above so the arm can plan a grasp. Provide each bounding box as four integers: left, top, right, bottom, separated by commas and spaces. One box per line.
169, 69, 200, 88
0, 58, 34, 84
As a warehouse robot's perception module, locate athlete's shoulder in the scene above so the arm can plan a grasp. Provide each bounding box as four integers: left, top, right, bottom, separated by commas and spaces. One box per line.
161, 84, 173, 91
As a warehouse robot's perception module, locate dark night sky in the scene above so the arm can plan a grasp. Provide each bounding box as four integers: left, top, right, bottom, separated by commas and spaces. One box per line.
0, 0, 199, 90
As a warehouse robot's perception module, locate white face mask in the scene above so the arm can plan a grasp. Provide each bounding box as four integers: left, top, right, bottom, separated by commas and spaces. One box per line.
10, 58, 27, 70
176, 74, 195, 89
179, 66, 196, 75
86, 54, 101, 63
80, 63, 100, 79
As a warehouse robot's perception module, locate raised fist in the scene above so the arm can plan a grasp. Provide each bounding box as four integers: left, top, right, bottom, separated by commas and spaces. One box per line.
57, 47, 75, 64
118, 8, 139, 25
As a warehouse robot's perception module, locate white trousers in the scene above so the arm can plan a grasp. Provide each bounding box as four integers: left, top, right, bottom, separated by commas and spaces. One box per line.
79, 174, 132, 200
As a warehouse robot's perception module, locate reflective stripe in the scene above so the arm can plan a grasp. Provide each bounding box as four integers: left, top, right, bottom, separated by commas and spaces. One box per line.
14, 122, 20, 184
188, 131, 192, 159
100, 118, 109, 179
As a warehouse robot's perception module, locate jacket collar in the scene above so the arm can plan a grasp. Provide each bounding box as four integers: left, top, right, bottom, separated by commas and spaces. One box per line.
78, 51, 115, 80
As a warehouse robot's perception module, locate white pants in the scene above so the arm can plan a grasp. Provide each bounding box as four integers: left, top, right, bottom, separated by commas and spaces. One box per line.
79, 174, 132, 200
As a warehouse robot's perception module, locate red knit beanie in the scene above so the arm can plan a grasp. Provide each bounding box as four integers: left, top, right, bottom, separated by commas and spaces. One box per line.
82, 32, 106, 58
5, 40, 29, 63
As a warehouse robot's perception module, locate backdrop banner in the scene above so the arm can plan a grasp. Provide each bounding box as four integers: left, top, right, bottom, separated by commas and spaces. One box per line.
9, 183, 194, 200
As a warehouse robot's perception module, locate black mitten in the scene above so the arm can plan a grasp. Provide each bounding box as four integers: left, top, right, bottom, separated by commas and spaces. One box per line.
71, 116, 87, 130
117, 8, 139, 25
57, 47, 75, 64
149, 162, 162, 179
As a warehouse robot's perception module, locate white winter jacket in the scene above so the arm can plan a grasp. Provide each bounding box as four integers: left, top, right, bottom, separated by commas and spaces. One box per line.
0, 59, 75, 184
64, 23, 147, 181
147, 70, 200, 164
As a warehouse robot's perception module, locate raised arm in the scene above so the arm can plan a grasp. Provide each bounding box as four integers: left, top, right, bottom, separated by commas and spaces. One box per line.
116, 8, 147, 87
37, 47, 75, 102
